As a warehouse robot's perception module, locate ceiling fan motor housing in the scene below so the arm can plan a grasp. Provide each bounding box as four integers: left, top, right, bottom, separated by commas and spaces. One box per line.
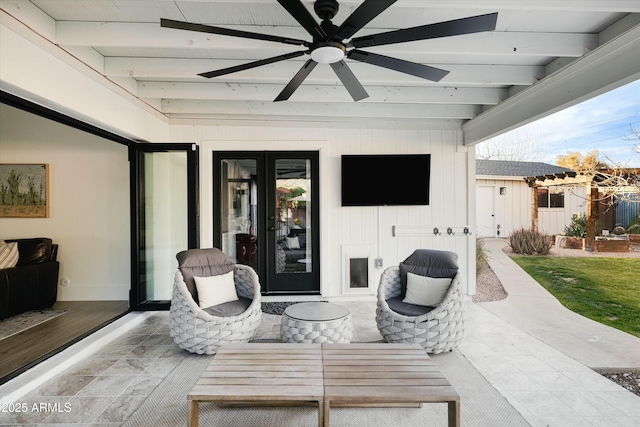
314, 0, 339, 21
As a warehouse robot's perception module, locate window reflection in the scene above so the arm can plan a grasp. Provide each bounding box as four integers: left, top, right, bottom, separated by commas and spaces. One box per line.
220, 159, 258, 270
275, 159, 312, 274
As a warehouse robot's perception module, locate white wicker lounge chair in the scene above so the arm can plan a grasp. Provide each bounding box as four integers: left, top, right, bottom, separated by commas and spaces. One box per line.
169, 248, 262, 355
375, 249, 466, 354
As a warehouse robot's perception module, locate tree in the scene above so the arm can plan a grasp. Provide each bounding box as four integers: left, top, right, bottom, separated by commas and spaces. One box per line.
622, 125, 640, 155
475, 127, 548, 161
554, 150, 638, 206
555, 150, 607, 171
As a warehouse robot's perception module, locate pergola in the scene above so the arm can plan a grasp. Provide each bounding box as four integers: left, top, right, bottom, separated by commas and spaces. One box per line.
525, 168, 640, 251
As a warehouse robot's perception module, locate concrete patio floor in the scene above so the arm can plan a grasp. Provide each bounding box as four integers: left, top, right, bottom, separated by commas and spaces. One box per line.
1, 238, 639, 426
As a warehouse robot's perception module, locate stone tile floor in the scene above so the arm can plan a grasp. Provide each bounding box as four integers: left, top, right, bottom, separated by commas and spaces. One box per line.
0, 313, 176, 426
1, 299, 639, 426
0, 301, 380, 426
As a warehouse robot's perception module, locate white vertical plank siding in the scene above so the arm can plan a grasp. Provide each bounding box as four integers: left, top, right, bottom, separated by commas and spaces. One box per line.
198, 125, 471, 296
476, 178, 587, 238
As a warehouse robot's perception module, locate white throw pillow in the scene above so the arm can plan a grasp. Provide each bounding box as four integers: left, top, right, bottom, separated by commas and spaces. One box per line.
402, 273, 452, 307
0, 241, 19, 269
194, 270, 238, 309
286, 236, 300, 249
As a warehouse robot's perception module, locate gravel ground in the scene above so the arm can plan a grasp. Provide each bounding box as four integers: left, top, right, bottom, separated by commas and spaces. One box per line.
472, 265, 507, 303
474, 243, 640, 397
600, 371, 640, 396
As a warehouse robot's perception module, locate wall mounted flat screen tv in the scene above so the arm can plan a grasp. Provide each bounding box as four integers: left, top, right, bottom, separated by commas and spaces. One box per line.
341, 154, 431, 206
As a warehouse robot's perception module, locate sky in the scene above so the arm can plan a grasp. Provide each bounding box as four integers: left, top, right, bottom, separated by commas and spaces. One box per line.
477, 79, 640, 167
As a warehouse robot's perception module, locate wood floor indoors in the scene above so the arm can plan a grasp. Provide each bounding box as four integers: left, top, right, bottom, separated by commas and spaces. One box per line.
0, 300, 129, 384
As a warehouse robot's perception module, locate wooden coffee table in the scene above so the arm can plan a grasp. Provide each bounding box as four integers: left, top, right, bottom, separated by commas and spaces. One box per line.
323, 343, 460, 427
187, 343, 460, 427
187, 343, 324, 426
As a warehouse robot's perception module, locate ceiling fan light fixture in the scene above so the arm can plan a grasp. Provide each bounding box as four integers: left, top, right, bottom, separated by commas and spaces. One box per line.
311, 42, 345, 64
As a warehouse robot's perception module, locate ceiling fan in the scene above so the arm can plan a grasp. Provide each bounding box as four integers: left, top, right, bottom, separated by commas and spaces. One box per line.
161, 0, 498, 102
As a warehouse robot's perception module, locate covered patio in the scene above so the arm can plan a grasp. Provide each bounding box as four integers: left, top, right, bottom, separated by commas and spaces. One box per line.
3, 0, 640, 297
2, 2, 640, 425
3, 0, 640, 303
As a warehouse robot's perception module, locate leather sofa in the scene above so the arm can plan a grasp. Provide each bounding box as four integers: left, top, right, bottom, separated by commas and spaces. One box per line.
0, 238, 59, 320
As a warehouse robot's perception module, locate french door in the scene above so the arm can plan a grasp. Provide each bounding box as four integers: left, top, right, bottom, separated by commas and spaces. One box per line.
130, 143, 199, 310
213, 151, 320, 294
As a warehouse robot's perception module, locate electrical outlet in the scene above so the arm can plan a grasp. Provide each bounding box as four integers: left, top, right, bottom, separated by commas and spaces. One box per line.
375, 258, 383, 268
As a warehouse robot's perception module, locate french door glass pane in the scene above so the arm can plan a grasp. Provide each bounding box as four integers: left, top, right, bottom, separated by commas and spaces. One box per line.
275, 158, 312, 274
220, 159, 258, 270
143, 151, 188, 300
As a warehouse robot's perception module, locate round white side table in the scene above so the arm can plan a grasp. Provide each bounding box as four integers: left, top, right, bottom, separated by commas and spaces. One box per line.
280, 302, 353, 343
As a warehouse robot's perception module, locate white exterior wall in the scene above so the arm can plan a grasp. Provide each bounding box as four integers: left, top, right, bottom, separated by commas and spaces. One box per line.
538, 186, 587, 235
1, 108, 477, 300
476, 178, 531, 238
476, 177, 586, 237
173, 125, 477, 297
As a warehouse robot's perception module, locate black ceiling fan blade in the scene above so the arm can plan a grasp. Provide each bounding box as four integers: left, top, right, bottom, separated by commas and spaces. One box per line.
161, 18, 309, 47
348, 50, 449, 82
199, 51, 307, 78
330, 60, 369, 101
335, 0, 397, 41
275, 59, 318, 101
277, 0, 326, 39
350, 12, 498, 48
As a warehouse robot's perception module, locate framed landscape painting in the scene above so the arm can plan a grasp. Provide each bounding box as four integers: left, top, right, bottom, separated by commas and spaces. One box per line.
0, 164, 50, 218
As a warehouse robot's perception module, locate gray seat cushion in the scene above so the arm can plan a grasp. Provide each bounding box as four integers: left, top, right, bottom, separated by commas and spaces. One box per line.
386, 296, 435, 317
203, 297, 252, 317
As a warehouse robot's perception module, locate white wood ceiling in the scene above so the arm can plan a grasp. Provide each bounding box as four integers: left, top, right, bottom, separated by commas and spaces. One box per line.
2, 1, 640, 137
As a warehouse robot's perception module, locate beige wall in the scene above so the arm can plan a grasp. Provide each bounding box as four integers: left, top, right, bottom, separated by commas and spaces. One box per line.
0, 103, 130, 300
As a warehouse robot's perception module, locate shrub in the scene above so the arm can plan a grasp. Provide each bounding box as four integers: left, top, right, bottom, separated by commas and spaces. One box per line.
564, 213, 586, 237
627, 215, 640, 234
476, 238, 489, 273
509, 227, 552, 255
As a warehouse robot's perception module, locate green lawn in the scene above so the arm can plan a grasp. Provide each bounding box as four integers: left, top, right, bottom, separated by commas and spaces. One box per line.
510, 257, 640, 338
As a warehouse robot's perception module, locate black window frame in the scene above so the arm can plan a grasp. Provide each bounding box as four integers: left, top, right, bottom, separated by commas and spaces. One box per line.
537, 187, 565, 208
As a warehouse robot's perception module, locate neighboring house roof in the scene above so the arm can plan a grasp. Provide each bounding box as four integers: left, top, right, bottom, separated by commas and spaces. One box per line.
476, 159, 572, 177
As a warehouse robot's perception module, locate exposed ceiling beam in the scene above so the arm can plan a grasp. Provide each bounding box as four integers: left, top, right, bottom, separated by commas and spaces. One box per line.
393, 1, 640, 12
105, 57, 544, 86
160, 100, 480, 120
138, 81, 506, 104
56, 22, 597, 59
102, 0, 640, 13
